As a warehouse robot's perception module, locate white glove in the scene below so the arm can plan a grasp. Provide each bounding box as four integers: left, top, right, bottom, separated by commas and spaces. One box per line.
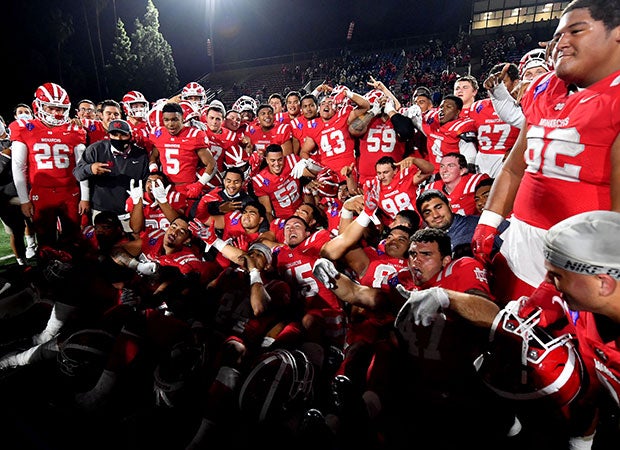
291, 158, 322, 179
404, 104, 422, 129
291, 159, 309, 179
312, 258, 339, 289
394, 285, 450, 327
129, 258, 158, 276
369, 101, 382, 117
384, 99, 396, 115
568, 433, 595, 450
127, 179, 143, 204
151, 179, 170, 204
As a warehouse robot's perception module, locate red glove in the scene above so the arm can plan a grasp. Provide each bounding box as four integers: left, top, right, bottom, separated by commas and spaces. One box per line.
471, 224, 497, 266
472, 209, 505, 266
184, 181, 205, 199
363, 178, 380, 217
233, 234, 249, 252
189, 219, 217, 247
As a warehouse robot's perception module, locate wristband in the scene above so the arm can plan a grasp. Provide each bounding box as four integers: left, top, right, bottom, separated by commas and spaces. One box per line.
345, 89, 354, 99
355, 211, 372, 227
249, 268, 262, 285
478, 210, 504, 228
213, 238, 227, 252
128, 259, 139, 270
149, 163, 158, 172
198, 170, 215, 185
340, 209, 354, 219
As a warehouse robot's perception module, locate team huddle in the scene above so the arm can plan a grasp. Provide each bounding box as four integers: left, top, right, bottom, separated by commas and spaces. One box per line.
0, 0, 619, 448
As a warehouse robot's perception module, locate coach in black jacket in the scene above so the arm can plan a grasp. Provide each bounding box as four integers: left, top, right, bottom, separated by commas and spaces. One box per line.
73, 119, 149, 231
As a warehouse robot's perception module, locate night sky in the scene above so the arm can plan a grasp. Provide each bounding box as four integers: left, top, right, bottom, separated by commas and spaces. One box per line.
2, 0, 472, 119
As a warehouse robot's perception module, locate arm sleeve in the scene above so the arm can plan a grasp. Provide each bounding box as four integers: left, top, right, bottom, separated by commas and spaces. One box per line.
11, 141, 30, 204
458, 140, 478, 165
72, 145, 94, 181
489, 83, 525, 129
73, 144, 91, 201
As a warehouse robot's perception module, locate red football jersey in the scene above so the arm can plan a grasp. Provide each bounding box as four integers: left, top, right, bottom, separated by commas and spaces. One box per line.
210, 267, 292, 345
206, 127, 243, 172
575, 311, 620, 408
10, 118, 86, 189
246, 122, 292, 154
81, 118, 108, 145
377, 166, 419, 221
290, 117, 324, 145
357, 116, 407, 184
425, 172, 489, 215
311, 105, 357, 180
252, 154, 303, 219
126, 189, 187, 232
422, 110, 478, 173
469, 99, 520, 156
513, 70, 620, 229
274, 229, 342, 312
358, 246, 408, 288
140, 229, 211, 281
149, 126, 210, 185
391, 257, 493, 384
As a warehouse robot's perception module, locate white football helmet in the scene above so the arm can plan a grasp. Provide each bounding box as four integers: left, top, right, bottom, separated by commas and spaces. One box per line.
518, 48, 550, 79
231, 95, 258, 115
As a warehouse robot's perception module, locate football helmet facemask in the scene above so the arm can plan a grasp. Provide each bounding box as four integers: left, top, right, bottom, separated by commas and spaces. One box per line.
518, 48, 550, 79
315, 168, 340, 197
231, 95, 258, 115
238, 349, 314, 423
57, 328, 116, 392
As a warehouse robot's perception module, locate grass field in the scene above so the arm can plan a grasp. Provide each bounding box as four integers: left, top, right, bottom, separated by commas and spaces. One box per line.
0, 228, 16, 266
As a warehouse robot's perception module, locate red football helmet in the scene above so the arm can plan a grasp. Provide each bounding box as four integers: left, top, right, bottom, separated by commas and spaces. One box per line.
475, 297, 584, 407
33, 82, 71, 126
181, 82, 207, 108
178, 100, 201, 123
231, 95, 258, 115
329, 85, 351, 110
364, 88, 385, 106
238, 349, 314, 423
122, 90, 149, 119
147, 99, 167, 131
316, 168, 340, 197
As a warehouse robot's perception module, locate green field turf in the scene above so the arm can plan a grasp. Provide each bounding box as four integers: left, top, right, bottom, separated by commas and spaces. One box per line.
0, 228, 16, 266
